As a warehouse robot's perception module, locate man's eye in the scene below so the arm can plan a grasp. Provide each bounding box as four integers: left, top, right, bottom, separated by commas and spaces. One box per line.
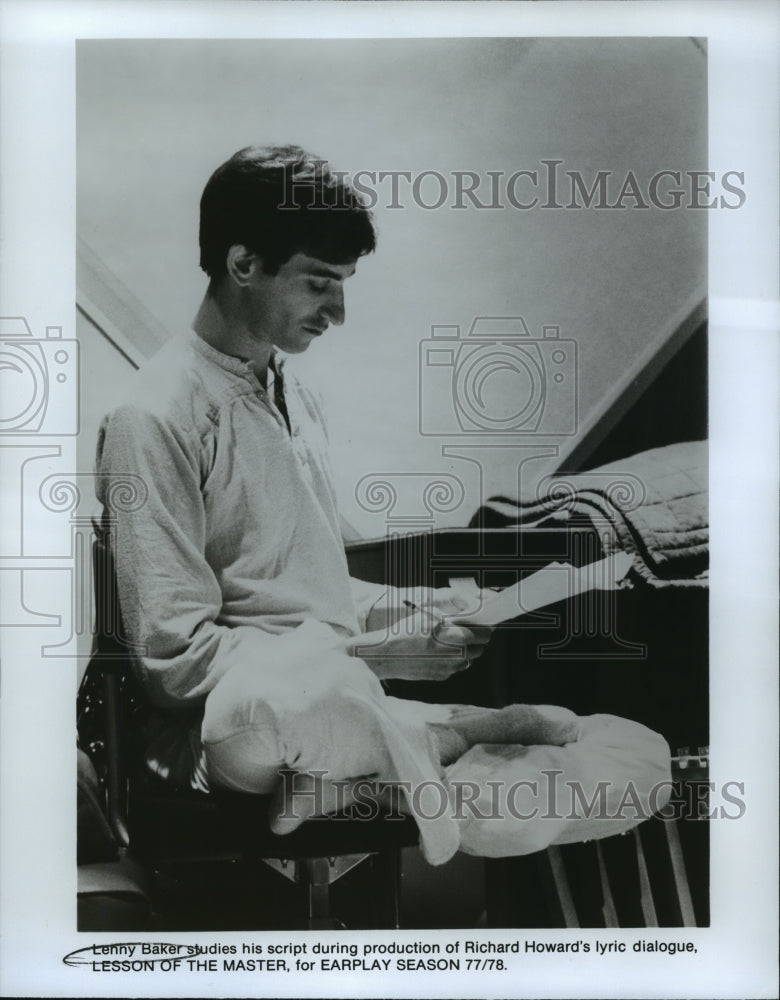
308, 279, 329, 292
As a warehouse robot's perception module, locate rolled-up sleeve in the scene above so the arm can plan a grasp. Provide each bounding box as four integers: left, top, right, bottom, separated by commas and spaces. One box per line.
96, 404, 285, 711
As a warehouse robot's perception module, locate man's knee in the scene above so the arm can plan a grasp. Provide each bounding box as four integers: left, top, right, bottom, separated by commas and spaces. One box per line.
200, 635, 382, 794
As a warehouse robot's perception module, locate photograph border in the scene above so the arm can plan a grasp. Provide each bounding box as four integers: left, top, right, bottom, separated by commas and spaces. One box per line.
1, 2, 778, 998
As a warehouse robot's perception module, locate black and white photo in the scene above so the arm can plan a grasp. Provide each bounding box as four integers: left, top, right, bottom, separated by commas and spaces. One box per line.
0, 3, 777, 998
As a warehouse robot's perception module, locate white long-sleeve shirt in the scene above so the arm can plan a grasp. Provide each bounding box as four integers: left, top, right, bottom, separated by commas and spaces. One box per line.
96, 333, 386, 718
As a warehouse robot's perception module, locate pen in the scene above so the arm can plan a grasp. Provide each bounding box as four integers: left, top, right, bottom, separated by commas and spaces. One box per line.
402, 599, 447, 629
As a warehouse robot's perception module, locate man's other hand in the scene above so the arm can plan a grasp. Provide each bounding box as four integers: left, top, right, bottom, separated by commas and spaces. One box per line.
346, 611, 494, 682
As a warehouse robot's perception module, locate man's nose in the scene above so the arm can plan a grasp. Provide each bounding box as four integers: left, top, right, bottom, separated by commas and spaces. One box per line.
321, 286, 345, 326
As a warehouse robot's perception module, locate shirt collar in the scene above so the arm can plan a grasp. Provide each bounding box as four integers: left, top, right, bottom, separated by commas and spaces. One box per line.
189, 333, 286, 380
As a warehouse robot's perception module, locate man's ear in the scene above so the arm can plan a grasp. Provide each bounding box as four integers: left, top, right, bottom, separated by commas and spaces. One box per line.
225, 244, 261, 287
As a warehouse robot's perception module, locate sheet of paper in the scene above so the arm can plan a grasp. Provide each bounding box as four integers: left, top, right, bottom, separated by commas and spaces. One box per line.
451, 551, 634, 627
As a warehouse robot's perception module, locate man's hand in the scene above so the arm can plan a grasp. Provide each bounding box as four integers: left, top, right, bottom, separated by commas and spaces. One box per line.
364, 585, 487, 633
346, 608, 494, 682
422, 587, 482, 619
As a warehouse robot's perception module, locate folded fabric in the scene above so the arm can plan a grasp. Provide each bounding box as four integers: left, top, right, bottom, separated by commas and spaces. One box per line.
201, 624, 671, 864
443, 713, 672, 857
471, 441, 708, 588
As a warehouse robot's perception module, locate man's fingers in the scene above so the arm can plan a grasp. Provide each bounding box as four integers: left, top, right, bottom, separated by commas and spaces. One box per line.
465, 625, 494, 644
435, 623, 493, 647
440, 593, 472, 614
434, 624, 473, 646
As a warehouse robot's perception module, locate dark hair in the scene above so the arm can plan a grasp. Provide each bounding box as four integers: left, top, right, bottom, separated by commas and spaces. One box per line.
199, 144, 376, 279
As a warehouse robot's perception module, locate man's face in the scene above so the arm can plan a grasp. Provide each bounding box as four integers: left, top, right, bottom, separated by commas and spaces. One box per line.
247, 252, 357, 355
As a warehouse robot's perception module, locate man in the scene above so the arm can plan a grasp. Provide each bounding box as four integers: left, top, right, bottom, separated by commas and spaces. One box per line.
95, 145, 495, 795
95, 146, 669, 858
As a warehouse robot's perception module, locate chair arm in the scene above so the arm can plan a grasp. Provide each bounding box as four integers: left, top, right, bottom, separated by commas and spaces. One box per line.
78, 653, 132, 851
100, 668, 131, 850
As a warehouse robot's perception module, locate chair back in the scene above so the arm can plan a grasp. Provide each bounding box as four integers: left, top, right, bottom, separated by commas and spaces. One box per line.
77, 530, 143, 848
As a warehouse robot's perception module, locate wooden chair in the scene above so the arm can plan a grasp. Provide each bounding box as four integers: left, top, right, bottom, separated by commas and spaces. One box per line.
77, 533, 419, 930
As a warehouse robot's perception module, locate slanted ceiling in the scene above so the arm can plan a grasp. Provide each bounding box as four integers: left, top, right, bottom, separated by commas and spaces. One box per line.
77, 37, 706, 534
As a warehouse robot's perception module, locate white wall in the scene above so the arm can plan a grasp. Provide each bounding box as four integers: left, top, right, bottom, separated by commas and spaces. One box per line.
74, 309, 135, 668
77, 37, 706, 537
77, 309, 136, 475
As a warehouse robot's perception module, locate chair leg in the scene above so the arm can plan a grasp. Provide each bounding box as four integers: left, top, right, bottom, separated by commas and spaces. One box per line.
296, 852, 403, 930
370, 849, 403, 929
299, 857, 336, 930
